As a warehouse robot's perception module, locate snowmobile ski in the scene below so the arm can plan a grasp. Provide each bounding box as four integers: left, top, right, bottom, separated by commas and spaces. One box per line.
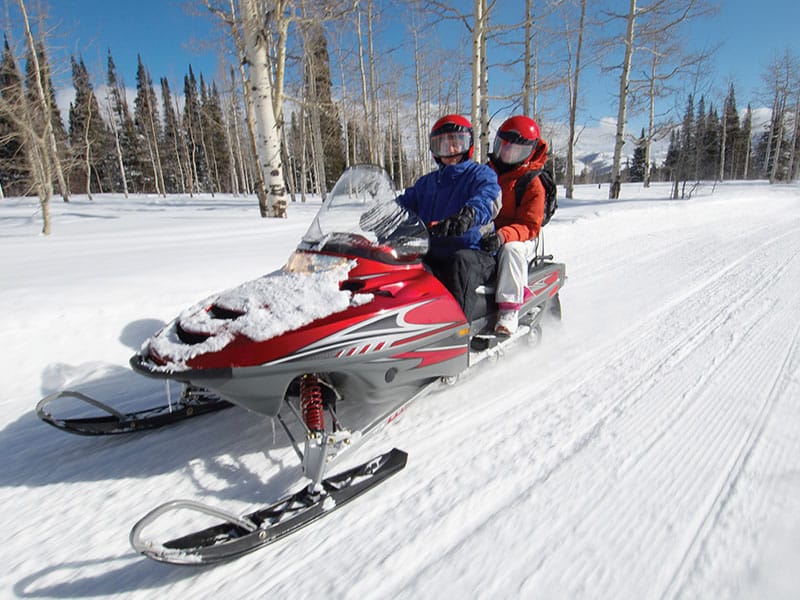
129, 447, 408, 565
35, 387, 232, 435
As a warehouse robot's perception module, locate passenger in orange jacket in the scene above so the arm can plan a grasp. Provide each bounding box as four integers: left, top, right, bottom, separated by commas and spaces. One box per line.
485, 115, 548, 335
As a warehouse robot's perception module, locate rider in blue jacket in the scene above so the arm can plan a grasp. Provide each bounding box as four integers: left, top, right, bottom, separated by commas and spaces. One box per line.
396, 114, 500, 320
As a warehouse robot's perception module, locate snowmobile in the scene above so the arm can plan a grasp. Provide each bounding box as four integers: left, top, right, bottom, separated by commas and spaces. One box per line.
38, 165, 565, 565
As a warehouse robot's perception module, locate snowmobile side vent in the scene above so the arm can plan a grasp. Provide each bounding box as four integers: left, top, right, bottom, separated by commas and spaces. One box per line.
209, 304, 244, 320
176, 323, 211, 345
340, 280, 365, 292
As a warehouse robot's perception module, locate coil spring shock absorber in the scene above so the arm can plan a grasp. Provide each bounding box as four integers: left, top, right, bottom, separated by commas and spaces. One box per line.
300, 374, 325, 433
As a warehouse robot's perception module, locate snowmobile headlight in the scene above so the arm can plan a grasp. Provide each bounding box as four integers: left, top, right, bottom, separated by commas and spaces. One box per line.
284, 251, 350, 274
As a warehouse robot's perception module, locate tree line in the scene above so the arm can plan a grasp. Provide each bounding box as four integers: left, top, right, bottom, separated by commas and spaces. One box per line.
2, 0, 799, 234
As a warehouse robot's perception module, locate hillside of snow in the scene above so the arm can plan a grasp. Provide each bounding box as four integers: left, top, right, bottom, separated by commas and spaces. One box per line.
1, 179, 799, 599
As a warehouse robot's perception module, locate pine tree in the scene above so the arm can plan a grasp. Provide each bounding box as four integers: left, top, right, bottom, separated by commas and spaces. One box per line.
304, 23, 345, 190
183, 66, 205, 194
159, 77, 184, 193
720, 84, 742, 180
629, 128, 647, 182
0, 36, 26, 196
670, 94, 695, 199
699, 104, 720, 180
740, 105, 753, 179
198, 75, 229, 194
133, 55, 164, 194
25, 42, 67, 150
68, 56, 113, 195
25, 40, 70, 201
663, 129, 680, 182
106, 50, 141, 194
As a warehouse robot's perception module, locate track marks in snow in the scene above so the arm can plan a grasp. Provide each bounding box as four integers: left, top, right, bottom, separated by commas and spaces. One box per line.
365, 220, 800, 597
663, 318, 800, 599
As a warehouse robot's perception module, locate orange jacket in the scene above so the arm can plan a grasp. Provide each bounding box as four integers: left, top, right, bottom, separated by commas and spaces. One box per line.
488, 139, 548, 243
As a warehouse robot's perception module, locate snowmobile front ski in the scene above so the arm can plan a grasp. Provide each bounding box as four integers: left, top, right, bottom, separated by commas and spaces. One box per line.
129, 447, 407, 565
36, 386, 232, 435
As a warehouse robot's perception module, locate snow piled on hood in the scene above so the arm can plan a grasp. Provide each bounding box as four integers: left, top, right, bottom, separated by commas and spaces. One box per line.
146, 258, 372, 370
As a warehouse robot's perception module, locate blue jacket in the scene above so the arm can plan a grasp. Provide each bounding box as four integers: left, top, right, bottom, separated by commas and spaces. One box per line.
397, 160, 500, 260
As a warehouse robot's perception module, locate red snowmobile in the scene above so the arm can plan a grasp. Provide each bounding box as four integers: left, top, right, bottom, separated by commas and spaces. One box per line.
38, 165, 565, 564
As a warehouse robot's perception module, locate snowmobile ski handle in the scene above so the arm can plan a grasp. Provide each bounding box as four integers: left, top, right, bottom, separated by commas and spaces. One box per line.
130, 499, 259, 556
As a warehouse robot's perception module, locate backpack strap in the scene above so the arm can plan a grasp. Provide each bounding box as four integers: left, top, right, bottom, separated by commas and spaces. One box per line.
513, 169, 542, 208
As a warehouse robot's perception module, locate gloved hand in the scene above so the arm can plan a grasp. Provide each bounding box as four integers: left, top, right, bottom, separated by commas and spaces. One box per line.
430, 206, 476, 238
480, 231, 504, 252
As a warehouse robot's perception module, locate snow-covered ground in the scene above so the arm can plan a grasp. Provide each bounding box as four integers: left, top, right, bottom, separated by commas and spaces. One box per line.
1, 179, 799, 599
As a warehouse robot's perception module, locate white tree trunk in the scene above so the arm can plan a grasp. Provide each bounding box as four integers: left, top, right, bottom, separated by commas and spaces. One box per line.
610, 0, 637, 198
17, 0, 69, 207
412, 23, 426, 177
105, 96, 129, 198
565, 0, 587, 199
83, 96, 93, 200
241, 0, 287, 217
470, 0, 484, 162
644, 49, 656, 187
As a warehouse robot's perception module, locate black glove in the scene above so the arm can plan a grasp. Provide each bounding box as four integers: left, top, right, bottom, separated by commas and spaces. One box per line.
480, 231, 503, 253
431, 206, 476, 238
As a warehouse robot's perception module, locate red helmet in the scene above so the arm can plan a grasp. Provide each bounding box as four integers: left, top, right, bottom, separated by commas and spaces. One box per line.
429, 114, 474, 161
493, 115, 540, 166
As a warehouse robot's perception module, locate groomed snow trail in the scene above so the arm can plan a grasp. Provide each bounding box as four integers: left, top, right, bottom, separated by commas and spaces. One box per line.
2, 183, 799, 599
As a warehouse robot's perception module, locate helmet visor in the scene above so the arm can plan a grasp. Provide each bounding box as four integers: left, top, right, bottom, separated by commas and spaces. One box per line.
430, 131, 472, 158
493, 129, 539, 166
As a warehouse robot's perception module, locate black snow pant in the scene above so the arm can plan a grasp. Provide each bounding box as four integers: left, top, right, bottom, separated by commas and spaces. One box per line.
426, 249, 497, 322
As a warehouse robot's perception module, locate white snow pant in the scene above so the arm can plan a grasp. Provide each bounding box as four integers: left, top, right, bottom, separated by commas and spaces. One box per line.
495, 239, 537, 311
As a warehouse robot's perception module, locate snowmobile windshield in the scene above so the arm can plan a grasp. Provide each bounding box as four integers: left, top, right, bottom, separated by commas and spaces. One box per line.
298, 165, 429, 264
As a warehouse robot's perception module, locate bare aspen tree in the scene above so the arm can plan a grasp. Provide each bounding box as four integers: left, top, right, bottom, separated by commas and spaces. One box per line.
204, 0, 270, 214
470, 0, 486, 162
478, 1, 490, 161
609, 0, 636, 198
718, 83, 727, 182
760, 50, 798, 182
241, 0, 287, 217
356, 5, 375, 163
523, 0, 533, 117
226, 69, 248, 195
80, 94, 94, 199
415, 2, 489, 158
606, 0, 715, 195
144, 67, 166, 196
334, 45, 351, 168
411, 19, 427, 178
644, 46, 659, 186
637, 1, 714, 187
0, 41, 52, 231
564, 0, 587, 199
788, 89, 800, 181
103, 95, 129, 198
367, 0, 381, 166
17, 0, 69, 204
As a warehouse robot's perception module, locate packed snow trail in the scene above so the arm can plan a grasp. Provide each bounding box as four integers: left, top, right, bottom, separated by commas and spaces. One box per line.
1, 183, 799, 599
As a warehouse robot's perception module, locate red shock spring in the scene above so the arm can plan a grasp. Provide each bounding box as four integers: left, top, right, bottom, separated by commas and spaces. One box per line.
300, 375, 325, 432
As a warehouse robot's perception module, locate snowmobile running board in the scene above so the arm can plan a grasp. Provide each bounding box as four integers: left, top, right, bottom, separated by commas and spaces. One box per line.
35, 388, 232, 435
130, 447, 408, 565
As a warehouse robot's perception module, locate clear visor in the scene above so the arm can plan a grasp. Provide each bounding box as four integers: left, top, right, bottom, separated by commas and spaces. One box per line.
493, 137, 535, 166
430, 131, 471, 158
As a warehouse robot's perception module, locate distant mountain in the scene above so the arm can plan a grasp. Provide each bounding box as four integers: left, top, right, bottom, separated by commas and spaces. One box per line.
574, 151, 615, 177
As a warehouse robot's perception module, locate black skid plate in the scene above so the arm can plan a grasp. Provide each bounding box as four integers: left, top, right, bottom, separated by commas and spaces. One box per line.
36, 389, 232, 435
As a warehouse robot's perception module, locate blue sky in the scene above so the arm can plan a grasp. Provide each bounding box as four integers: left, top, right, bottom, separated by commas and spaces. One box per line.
11, 0, 800, 152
